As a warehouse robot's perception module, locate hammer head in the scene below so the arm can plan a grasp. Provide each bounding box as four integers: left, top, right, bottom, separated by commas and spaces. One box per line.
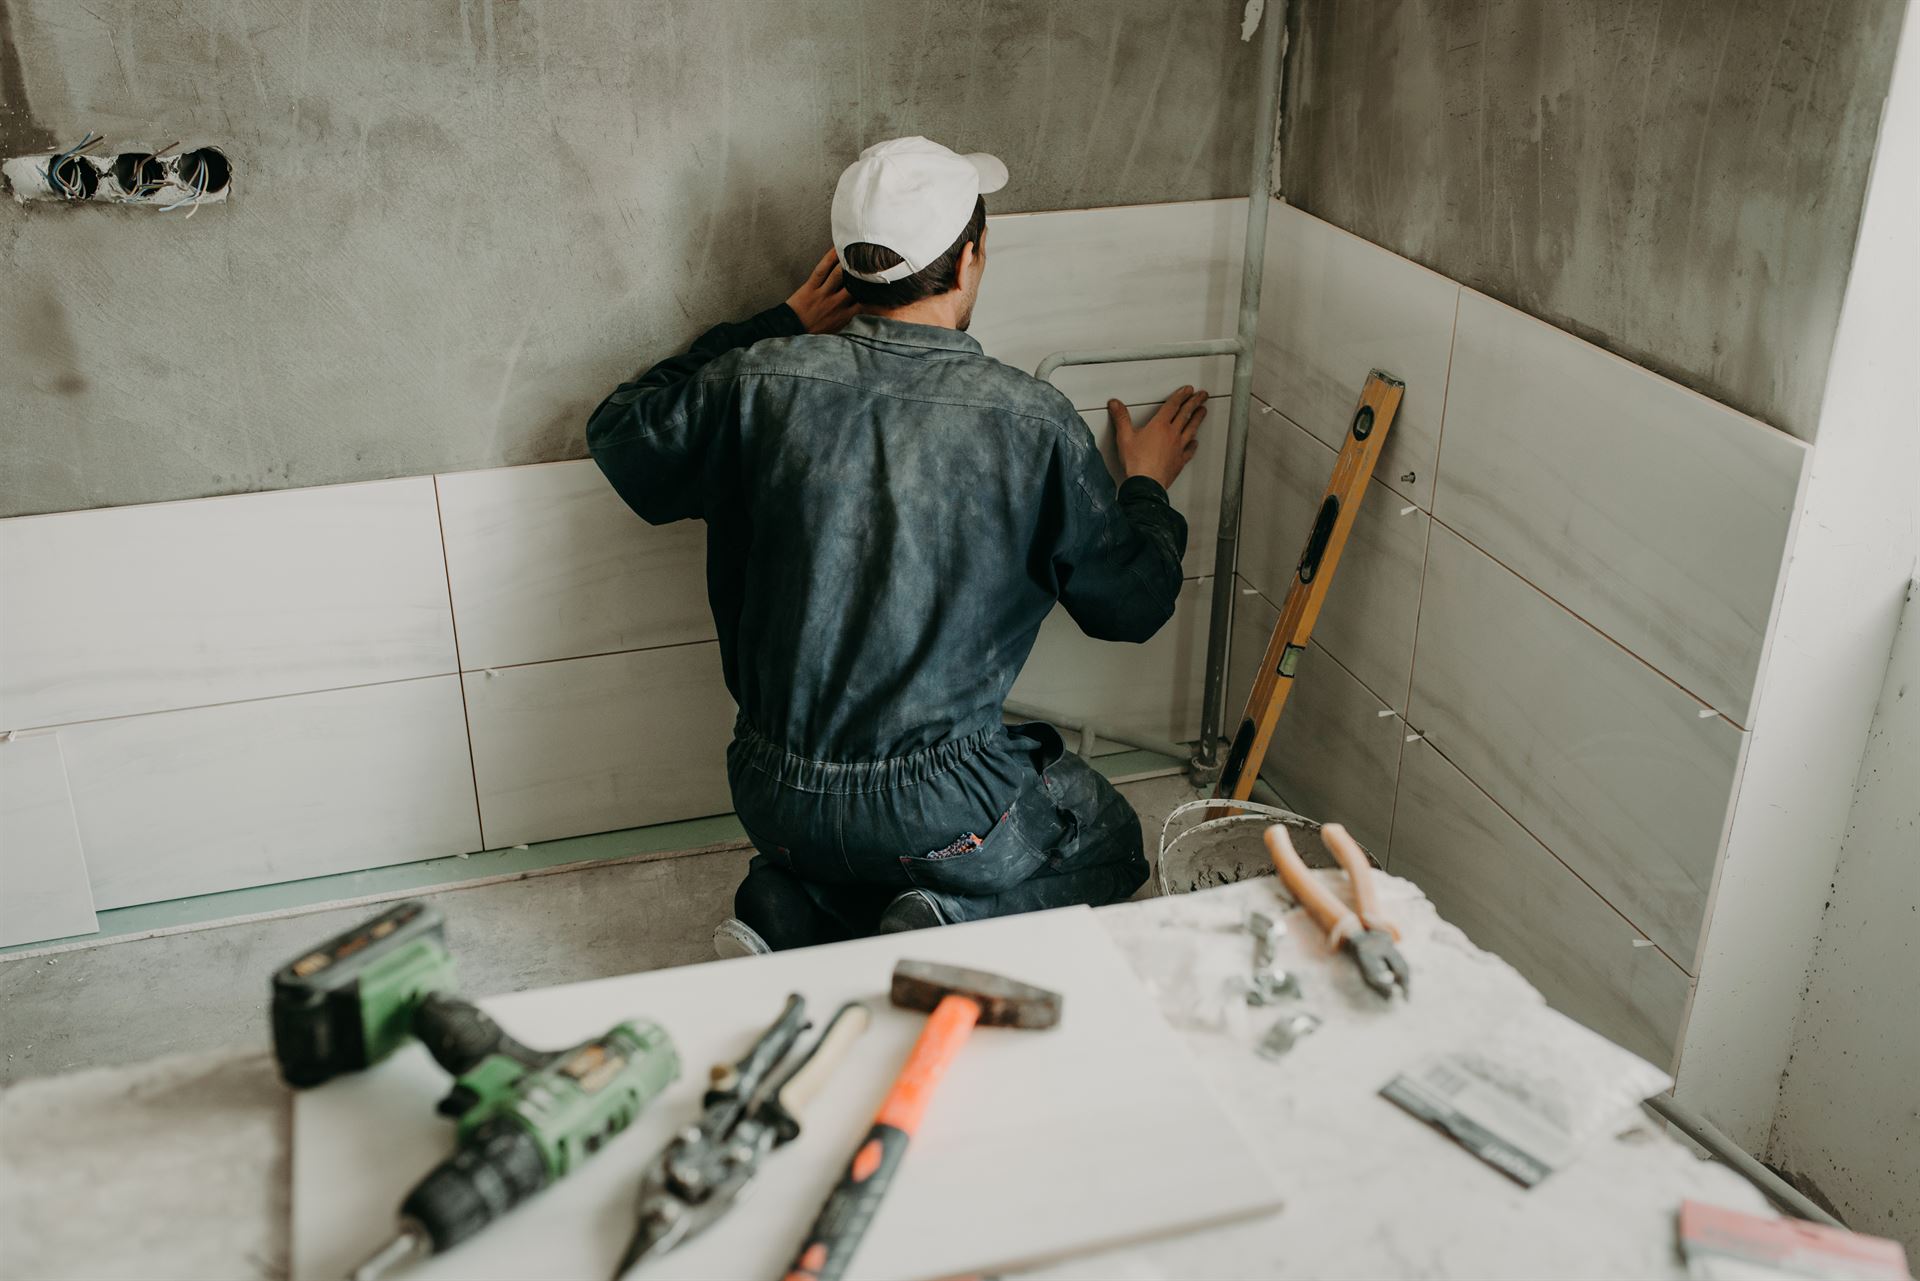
890, 959, 1062, 1029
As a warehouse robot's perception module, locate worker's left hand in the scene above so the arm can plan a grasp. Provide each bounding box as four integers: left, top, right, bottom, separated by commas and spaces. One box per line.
786, 249, 857, 334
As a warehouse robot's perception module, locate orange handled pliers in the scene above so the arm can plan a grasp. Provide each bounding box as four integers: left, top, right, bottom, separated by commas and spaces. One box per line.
1264, 822, 1411, 1000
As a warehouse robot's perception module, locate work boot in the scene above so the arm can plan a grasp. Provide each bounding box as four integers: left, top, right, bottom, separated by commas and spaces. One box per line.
712, 917, 772, 959
875, 889, 946, 934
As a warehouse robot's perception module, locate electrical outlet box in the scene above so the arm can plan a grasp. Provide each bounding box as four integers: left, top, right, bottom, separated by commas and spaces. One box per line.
3, 142, 232, 210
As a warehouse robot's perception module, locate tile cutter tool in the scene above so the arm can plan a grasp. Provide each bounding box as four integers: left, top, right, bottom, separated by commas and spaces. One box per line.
612, 995, 871, 1276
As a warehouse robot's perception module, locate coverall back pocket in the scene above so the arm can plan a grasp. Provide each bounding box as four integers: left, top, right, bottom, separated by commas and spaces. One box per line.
897, 776, 1059, 898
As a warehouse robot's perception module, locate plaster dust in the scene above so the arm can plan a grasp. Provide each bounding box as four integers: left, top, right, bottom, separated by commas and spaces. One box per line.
0, 876, 1775, 1281
0, 0, 1263, 518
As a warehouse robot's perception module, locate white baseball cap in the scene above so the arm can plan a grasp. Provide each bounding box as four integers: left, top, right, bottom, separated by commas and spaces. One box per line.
831, 137, 1008, 284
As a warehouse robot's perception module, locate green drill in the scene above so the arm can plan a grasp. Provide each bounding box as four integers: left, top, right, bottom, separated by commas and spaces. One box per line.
269, 901, 681, 1279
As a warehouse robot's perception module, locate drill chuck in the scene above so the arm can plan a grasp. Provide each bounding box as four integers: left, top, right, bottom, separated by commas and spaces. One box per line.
401, 1115, 550, 1252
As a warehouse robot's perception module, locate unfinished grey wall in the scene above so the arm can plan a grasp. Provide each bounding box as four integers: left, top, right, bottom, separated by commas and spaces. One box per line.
1280, 0, 1907, 441
0, 0, 1258, 517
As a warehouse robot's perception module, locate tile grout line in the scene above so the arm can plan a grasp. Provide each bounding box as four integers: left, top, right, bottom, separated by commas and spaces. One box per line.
1427, 519, 1745, 729
1417, 734, 1695, 977
1393, 287, 1464, 815
431, 475, 488, 853
1240, 579, 1406, 721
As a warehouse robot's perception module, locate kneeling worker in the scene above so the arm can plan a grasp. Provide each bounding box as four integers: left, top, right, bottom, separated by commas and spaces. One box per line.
587, 137, 1207, 954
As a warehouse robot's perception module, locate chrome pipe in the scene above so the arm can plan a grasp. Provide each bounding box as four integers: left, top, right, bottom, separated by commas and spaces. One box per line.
1034, 338, 1244, 383
1195, 1, 1287, 779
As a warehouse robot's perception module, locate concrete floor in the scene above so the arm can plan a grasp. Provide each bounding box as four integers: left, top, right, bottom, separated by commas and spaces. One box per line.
0, 774, 1207, 1084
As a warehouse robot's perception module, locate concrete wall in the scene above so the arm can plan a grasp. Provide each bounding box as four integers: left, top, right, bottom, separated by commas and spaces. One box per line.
0, 0, 1260, 517
1771, 581, 1920, 1252
1677, 0, 1920, 1159
1279, 0, 1907, 442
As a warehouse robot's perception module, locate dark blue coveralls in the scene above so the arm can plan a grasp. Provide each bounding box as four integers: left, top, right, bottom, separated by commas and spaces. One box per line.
587, 304, 1187, 948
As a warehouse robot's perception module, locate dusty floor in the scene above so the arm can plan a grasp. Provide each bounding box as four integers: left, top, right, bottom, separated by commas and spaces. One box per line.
0, 775, 1207, 1084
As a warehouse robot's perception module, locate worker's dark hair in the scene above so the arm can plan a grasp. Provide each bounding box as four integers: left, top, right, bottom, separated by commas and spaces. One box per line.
840, 197, 988, 308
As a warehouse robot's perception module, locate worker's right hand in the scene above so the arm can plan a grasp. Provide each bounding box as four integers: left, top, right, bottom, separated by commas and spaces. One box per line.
1111, 387, 1208, 491
786, 249, 857, 334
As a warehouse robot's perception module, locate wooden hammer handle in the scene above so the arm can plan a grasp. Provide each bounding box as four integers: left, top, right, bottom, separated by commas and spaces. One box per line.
784, 993, 981, 1281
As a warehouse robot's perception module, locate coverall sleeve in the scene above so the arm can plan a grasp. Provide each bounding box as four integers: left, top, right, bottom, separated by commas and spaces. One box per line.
1050, 426, 1190, 643
585, 303, 805, 524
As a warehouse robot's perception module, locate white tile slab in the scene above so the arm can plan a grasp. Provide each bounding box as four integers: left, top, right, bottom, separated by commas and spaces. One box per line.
62, 677, 480, 910
1011, 576, 1211, 745
971, 200, 1243, 409
464, 644, 737, 849
1252, 202, 1462, 510
1227, 583, 1403, 853
1390, 741, 1691, 1066
1435, 290, 1808, 725
0, 733, 97, 946
0, 478, 456, 731
293, 908, 1283, 1281
1078, 402, 1227, 578
1237, 404, 1429, 709
436, 461, 712, 671
1408, 527, 1743, 962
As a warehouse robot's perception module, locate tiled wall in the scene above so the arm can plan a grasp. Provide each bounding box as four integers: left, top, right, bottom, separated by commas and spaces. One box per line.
1234, 202, 1810, 1066
0, 200, 1246, 945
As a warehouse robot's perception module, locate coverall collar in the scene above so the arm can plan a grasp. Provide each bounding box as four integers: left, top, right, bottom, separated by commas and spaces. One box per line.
841, 314, 985, 355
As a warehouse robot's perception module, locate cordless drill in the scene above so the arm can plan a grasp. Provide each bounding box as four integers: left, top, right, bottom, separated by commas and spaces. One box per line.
270, 901, 681, 1280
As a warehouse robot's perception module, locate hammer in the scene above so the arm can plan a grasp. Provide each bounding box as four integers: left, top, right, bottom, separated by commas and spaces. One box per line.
783, 960, 1062, 1281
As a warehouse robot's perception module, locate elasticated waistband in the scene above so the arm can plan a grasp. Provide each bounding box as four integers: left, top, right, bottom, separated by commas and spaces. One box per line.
730, 717, 1009, 795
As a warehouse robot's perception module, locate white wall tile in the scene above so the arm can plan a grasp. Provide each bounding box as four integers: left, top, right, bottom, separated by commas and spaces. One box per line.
0, 479, 456, 731
1078, 403, 1227, 579
0, 733, 97, 946
1227, 582, 1403, 854
1237, 406, 1429, 709
1391, 741, 1690, 1066
1435, 290, 1808, 725
971, 200, 1243, 410
1252, 202, 1461, 511
1409, 527, 1743, 963
464, 645, 737, 850
63, 677, 480, 910
1011, 577, 1211, 745
436, 461, 712, 671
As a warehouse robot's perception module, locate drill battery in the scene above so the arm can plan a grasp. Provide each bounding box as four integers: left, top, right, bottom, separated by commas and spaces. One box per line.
271, 900, 458, 1088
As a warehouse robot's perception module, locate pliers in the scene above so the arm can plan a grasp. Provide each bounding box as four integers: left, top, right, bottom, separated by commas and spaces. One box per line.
612, 995, 871, 1277
1264, 822, 1411, 1000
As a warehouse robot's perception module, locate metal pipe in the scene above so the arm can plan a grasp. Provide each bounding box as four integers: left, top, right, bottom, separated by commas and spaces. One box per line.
1035, 338, 1244, 383
1028, 5, 1289, 784
1643, 1095, 1843, 1227
1195, 3, 1287, 778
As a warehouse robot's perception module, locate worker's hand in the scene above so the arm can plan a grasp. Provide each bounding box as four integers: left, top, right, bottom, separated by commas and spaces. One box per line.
1111, 387, 1207, 490
786, 249, 857, 335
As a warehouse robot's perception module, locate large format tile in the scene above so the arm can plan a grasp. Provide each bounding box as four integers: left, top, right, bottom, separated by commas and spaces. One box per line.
1227, 583, 1403, 853
1408, 528, 1743, 963
62, 677, 480, 910
971, 200, 1243, 410
1011, 577, 1211, 745
1237, 404, 1429, 709
1079, 402, 1228, 578
436, 461, 712, 671
464, 645, 737, 849
1435, 290, 1808, 725
1391, 742, 1691, 1066
0, 479, 456, 730
0, 734, 97, 947
1252, 203, 1461, 510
